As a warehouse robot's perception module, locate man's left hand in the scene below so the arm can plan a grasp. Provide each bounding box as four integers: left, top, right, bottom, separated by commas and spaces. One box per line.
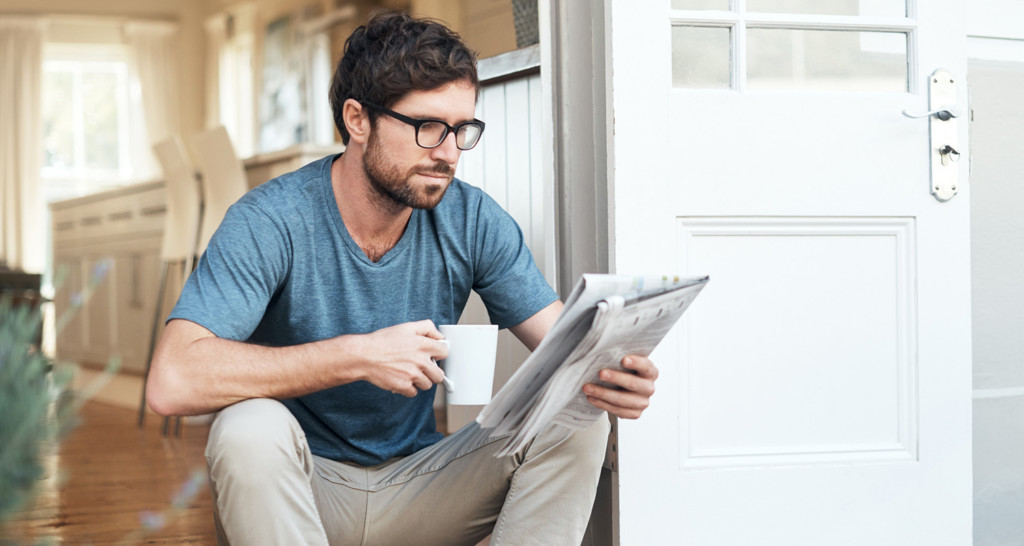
582, 355, 658, 419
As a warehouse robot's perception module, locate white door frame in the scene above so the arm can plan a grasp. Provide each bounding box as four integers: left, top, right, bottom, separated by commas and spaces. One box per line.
539, 1, 618, 543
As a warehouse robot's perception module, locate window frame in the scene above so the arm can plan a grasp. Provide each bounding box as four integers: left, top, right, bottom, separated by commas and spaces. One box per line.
41, 42, 141, 201
669, 5, 918, 93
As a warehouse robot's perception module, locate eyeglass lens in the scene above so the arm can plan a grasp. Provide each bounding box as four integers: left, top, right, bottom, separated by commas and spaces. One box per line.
417, 121, 483, 150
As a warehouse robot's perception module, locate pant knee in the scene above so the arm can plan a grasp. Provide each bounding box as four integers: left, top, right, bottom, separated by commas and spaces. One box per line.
525, 416, 611, 472
206, 398, 308, 477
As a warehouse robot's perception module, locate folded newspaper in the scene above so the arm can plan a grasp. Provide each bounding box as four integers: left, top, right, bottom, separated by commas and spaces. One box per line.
477, 273, 710, 456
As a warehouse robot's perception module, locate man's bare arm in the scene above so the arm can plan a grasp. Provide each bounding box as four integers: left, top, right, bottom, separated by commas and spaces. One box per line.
508, 300, 563, 351
145, 318, 449, 417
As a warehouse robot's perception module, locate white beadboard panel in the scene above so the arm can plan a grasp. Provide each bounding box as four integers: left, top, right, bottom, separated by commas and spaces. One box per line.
456, 72, 546, 271
481, 84, 510, 211
677, 217, 918, 469
504, 78, 533, 248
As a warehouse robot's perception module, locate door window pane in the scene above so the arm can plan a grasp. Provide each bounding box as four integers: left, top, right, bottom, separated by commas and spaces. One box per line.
747, 29, 907, 92
672, 0, 730, 10
673, 26, 731, 89
746, 0, 905, 18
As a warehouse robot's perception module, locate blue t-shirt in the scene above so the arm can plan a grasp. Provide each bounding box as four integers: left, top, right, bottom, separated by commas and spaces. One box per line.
168, 154, 557, 465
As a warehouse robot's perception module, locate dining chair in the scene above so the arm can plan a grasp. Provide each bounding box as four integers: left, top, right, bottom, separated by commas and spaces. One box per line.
138, 135, 202, 435
149, 126, 252, 436
191, 125, 250, 255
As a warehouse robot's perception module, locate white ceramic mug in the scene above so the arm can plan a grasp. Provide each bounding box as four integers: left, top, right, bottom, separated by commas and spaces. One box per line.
437, 324, 498, 405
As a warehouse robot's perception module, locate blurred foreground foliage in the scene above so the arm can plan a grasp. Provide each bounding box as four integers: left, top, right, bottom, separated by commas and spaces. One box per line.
0, 295, 76, 520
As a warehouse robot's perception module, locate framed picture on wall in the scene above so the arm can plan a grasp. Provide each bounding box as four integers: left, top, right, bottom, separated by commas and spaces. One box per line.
259, 13, 307, 153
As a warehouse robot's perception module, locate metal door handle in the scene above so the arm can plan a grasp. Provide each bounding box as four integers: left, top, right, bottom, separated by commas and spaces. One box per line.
901, 106, 960, 121
903, 68, 960, 202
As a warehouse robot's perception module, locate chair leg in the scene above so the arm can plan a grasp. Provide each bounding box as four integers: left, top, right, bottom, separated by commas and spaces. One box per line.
169, 257, 198, 438
138, 261, 170, 428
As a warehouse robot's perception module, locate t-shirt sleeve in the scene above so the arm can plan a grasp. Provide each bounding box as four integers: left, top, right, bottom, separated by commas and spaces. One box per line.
167, 202, 289, 341
471, 195, 558, 329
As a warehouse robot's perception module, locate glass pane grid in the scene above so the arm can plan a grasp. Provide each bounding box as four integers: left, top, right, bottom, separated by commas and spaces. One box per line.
672, 25, 733, 89
670, 0, 907, 17
745, 0, 906, 18
671, 0, 909, 92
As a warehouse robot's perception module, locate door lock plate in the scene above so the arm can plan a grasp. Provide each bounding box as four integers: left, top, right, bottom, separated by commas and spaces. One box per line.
925, 69, 959, 202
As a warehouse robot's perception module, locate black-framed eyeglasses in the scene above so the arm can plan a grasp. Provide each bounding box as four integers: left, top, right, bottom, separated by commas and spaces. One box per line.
361, 101, 486, 151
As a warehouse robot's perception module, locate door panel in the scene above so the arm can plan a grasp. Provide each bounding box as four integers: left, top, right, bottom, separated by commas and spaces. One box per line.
679, 217, 916, 469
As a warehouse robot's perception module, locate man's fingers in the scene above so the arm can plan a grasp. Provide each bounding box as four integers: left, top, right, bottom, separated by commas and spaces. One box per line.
622, 355, 658, 380
578, 355, 659, 419
413, 319, 444, 340
583, 383, 649, 410
598, 368, 655, 397
585, 396, 645, 420
412, 374, 434, 392
582, 382, 650, 420
428, 338, 450, 361
391, 382, 419, 397
423, 358, 446, 385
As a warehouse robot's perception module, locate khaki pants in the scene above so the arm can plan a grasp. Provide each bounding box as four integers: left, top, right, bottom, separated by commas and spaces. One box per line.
206, 398, 610, 546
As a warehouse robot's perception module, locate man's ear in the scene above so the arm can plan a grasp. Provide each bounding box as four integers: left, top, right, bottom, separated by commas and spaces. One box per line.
343, 99, 371, 144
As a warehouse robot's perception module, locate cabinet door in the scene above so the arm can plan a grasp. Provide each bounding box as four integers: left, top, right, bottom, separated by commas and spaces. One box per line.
53, 256, 85, 363
113, 247, 161, 373
81, 255, 115, 367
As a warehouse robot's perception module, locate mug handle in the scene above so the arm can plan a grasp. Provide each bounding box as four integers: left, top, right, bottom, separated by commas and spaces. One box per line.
434, 339, 454, 393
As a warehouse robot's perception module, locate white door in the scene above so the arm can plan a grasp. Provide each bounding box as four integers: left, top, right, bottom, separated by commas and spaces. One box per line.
607, 0, 971, 544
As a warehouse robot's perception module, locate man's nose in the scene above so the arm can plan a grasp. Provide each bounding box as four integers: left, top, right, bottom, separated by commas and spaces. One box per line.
430, 131, 461, 164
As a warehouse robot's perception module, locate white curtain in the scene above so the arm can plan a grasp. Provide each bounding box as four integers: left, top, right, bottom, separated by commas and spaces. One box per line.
205, 5, 257, 158
204, 15, 227, 131
0, 17, 46, 273
123, 21, 180, 174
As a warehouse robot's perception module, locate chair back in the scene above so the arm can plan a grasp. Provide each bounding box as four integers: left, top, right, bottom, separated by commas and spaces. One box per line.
191, 126, 249, 255
152, 136, 201, 264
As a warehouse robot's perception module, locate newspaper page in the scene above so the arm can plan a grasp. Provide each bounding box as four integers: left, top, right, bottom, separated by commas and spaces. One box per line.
477, 274, 709, 456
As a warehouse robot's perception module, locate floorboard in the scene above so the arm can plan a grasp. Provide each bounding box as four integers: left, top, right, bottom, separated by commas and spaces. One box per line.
0, 401, 216, 545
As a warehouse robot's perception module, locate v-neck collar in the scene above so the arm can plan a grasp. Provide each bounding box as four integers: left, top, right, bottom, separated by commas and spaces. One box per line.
321, 155, 419, 267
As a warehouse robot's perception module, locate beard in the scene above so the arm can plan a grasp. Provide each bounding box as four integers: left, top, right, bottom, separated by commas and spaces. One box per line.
362, 131, 454, 211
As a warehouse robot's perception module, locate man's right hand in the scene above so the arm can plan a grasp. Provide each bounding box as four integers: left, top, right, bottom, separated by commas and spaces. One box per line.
357, 320, 449, 397
147, 318, 452, 417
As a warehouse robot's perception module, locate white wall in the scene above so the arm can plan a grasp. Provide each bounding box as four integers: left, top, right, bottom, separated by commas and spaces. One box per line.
966, 4, 1024, 544
968, 50, 1024, 546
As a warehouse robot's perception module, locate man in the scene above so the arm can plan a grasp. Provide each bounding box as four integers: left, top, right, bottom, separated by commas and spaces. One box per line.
147, 11, 657, 546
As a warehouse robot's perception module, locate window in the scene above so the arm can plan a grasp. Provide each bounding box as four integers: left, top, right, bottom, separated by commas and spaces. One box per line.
41, 44, 145, 202
671, 0, 911, 92
208, 5, 257, 158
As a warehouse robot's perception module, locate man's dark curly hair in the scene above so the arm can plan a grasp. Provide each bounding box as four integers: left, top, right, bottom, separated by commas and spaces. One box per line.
329, 11, 479, 145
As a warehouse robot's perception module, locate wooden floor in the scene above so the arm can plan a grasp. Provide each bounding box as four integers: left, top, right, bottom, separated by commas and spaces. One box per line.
0, 401, 217, 545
